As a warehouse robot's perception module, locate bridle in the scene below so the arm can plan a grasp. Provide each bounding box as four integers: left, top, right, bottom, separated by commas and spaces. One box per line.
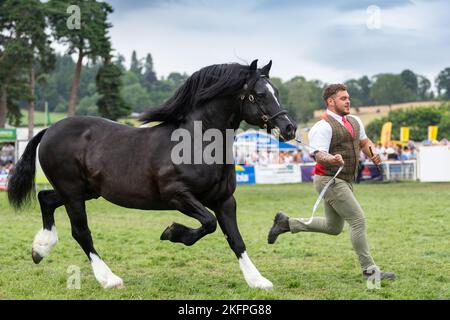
239, 77, 288, 129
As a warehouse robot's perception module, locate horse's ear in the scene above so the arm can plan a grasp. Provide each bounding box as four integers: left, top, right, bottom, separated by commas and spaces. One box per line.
261, 60, 272, 77
249, 59, 258, 71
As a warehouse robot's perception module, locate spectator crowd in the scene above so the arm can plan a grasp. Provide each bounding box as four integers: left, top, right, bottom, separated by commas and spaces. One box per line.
0, 143, 15, 175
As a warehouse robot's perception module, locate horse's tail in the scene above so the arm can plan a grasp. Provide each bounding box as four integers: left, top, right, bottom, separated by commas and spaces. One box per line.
8, 129, 47, 210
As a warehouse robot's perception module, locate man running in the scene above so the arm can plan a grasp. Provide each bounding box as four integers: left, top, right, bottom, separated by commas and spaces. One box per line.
268, 84, 395, 281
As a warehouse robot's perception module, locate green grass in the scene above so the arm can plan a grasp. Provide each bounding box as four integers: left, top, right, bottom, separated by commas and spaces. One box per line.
18, 112, 139, 128
0, 182, 449, 300
19, 111, 67, 127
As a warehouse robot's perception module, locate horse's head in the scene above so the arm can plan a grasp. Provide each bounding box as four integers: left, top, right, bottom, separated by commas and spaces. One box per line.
239, 60, 297, 142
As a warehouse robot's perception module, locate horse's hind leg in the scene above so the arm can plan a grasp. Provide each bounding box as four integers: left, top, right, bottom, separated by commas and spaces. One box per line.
212, 196, 273, 290
32, 190, 63, 264
64, 199, 123, 288
160, 192, 217, 246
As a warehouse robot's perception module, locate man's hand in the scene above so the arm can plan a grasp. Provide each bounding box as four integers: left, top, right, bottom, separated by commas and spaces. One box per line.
370, 154, 382, 166
330, 154, 345, 166
316, 151, 345, 166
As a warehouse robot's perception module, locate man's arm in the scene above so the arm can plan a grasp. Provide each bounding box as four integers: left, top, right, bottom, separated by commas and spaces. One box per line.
309, 120, 344, 166
314, 151, 345, 166
360, 138, 381, 165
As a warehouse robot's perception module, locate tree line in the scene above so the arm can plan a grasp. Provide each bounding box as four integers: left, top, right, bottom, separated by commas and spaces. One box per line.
11, 50, 450, 126
0, 0, 129, 135
365, 102, 450, 142
2, 0, 450, 132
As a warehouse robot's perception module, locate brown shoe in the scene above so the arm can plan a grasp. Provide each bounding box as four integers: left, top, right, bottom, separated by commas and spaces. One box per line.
363, 268, 396, 281
268, 212, 290, 244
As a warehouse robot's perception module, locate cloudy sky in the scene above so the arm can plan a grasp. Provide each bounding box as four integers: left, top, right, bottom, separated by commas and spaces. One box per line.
106, 0, 449, 85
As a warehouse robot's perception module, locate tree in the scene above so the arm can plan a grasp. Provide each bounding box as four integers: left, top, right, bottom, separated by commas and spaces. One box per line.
344, 79, 363, 107
114, 53, 126, 71
417, 75, 433, 101
47, 0, 113, 117
0, 37, 32, 127
370, 73, 413, 105
358, 75, 372, 106
96, 58, 130, 120
142, 53, 157, 89
167, 72, 188, 88
130, 50, 143, 77
365, 104, 445, 142
0, 0, 54, 130
284, 77, 323, 123
436, 67, 450, 100
400, 69, 418, 99
121, 83, 151, 113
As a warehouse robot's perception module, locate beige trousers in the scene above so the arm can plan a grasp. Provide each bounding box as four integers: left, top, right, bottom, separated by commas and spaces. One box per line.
289, 175, 376, 271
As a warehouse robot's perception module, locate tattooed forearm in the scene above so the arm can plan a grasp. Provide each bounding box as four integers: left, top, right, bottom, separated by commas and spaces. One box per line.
314, 151, 345, 166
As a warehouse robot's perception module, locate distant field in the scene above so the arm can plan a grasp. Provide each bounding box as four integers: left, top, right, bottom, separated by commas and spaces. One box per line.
0, 182, 449, 300
19, 111, 67, 127
18, 111, 140, 128
313, 100, 443, 126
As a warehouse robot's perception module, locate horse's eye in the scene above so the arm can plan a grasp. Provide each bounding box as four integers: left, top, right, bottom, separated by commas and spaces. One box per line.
256, 92, 266, 98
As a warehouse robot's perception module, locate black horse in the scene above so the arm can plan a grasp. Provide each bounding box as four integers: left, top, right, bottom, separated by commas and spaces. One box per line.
8, 59, 296, 289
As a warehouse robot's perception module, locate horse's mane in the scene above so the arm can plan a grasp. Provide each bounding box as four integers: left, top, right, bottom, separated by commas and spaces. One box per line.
139, 63, 254, 124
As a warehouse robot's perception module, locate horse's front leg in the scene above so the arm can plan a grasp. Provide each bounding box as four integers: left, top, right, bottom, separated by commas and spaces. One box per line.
160, 191, 217, 246
211, 196, 273, 290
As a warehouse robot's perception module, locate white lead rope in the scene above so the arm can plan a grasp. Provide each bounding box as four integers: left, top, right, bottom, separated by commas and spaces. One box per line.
305, 165, 343, 225
295, 139, 344, 225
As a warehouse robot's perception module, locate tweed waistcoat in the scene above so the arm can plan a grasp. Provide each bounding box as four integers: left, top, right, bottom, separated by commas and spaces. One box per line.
324, 115, 361, 182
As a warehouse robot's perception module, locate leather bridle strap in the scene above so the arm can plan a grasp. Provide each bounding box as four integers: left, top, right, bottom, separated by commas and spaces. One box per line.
241, 92, 288, 128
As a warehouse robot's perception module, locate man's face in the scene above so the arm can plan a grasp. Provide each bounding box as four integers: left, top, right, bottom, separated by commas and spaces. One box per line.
328, 90, 350, 116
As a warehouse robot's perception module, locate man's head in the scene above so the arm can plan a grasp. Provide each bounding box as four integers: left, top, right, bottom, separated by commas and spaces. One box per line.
323, 84, 350, 116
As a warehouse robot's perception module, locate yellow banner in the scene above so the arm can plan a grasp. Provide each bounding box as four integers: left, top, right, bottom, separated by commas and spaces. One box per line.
400, 127, 410, 142
428, 126, 438, 141
380, 122, 392, 147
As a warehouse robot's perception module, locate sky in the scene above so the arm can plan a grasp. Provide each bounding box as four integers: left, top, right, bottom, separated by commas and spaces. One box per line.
104, 0, 450, 85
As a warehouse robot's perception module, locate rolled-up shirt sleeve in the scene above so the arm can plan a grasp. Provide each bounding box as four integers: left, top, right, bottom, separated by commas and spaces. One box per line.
308, 120, 332, 156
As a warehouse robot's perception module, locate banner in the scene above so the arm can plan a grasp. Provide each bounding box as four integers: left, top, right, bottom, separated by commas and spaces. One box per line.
300, 164, 315, 182
0, 128, 16, 141
400, 127, 410, 142
428, 126, 438, 141
0, 173, 8, 191
235, 165, 255, 184
380, 122, 392, 147
254, 164, 301, 184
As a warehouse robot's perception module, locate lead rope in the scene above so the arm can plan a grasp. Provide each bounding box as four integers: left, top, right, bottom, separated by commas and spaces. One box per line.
295, 139, 344, 225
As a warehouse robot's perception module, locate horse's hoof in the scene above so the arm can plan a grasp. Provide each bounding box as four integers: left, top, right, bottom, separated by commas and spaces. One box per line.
246, 277, 274, 290
102, 275, 124, 289
160, 224, 173, 240
32, 249, 43, 264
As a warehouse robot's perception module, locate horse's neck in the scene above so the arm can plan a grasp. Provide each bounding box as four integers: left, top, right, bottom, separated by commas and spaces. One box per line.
184, 98, 241, 132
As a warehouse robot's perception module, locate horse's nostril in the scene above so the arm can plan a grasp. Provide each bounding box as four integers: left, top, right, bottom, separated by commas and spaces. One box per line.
286, 124, 295, 137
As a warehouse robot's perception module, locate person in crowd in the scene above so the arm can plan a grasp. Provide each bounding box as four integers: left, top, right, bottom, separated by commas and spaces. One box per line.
399, 146, 409, 161
409, 147, 417, 160
356, 150, 367, 183
386, 147, 399, 161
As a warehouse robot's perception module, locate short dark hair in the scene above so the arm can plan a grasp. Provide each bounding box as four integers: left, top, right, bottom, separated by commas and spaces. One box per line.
323, 84, 347, 104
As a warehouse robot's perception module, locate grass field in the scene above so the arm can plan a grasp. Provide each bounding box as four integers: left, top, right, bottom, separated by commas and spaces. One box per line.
19, 111, 140, 128
0, 182, 449, 300
19, 111, 67, 127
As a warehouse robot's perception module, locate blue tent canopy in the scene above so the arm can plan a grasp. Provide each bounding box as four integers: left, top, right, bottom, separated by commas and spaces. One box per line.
235, 131, 297, 150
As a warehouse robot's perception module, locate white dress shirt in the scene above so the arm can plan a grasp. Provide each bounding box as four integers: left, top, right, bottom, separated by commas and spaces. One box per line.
308, 109, 367, 154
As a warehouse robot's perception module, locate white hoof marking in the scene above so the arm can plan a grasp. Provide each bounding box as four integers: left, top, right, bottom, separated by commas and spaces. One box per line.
90, 253, 124, 288
32, 226, 58, 258
238, 251, 273, 290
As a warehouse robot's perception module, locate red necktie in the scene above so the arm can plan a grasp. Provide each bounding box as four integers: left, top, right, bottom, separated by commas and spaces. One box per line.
342, 116, 355, 138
